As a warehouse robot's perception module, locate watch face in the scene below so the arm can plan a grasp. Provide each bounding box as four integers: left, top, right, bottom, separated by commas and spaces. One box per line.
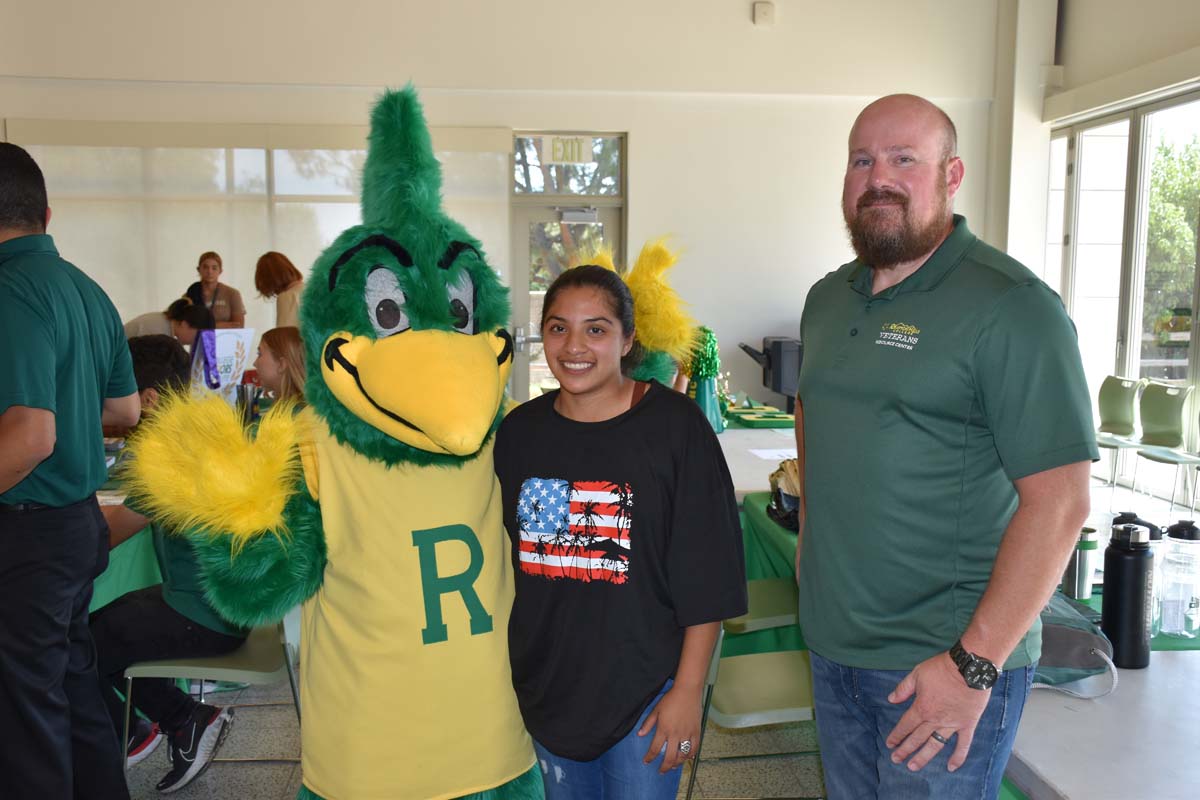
963, 659, 998, 690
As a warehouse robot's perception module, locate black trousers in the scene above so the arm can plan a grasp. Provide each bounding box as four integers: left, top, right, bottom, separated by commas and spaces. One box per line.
91, 585, 245, 737
0, 496, 130, 800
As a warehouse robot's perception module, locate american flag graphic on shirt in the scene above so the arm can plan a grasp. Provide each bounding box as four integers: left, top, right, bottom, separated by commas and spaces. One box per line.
516, 478, 633, 584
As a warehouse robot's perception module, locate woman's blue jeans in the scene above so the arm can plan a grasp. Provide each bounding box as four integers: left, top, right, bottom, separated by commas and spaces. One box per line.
532, 679, 683, 800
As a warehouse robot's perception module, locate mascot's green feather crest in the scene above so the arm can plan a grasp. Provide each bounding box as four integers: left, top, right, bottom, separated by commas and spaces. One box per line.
299, 85, 512, 467
361, 87, 442, 231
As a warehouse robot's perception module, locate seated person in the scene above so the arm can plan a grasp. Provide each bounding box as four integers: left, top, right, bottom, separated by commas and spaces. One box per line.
91, 334, 247, 793
253, 326, 307, 404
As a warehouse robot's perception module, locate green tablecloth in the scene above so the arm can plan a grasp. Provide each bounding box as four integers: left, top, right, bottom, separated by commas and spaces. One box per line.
91, 527, 161, 612
721, 494, 807, 657
91, 468, 162, 612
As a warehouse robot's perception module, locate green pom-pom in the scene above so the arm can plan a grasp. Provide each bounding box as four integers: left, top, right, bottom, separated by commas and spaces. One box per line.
690, 326, 721, 380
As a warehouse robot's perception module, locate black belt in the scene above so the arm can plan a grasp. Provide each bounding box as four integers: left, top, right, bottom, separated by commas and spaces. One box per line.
0, 501, 53, 513
0, 496, 93, 514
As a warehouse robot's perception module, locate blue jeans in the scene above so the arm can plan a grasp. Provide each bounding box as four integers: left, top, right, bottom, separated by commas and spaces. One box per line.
810, 651, 1034, 800
532, 679, 682, 800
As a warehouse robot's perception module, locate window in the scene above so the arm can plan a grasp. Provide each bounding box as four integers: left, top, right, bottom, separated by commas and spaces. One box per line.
1052, 89, 1200, 503
25, 139, 508, 343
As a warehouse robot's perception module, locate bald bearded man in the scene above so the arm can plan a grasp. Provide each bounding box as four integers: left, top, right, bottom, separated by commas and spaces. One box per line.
793, 95, 1096, 798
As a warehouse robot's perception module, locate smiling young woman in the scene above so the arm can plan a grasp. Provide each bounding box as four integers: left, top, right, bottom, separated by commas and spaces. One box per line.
493, 264, 747, 799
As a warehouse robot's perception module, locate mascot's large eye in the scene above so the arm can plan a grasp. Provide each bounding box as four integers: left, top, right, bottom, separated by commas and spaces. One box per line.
447, 272, 475, 334
364, 266, 410, 338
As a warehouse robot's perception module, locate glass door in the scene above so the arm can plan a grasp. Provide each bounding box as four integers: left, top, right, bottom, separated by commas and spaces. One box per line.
509, 132, 625, 402
1134, 98, 1200, 385
510, 206, 623, 400
1127, 98, 1200, 501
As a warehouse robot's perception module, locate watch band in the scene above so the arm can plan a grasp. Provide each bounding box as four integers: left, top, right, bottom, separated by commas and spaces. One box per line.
949, 639, 999, 690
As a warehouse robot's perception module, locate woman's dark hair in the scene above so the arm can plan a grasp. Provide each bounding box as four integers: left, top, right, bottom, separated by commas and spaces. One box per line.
178, 304, 215, 331
128, 335, 191, 393
164, 298, 192, 320
541, 264, 643, 374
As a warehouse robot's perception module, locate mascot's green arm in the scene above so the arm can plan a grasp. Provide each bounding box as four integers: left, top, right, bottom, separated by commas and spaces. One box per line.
189, 474, 327, 629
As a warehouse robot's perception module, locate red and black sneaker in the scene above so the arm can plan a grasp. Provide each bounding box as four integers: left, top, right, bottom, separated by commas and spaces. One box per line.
126, 719, 164, 767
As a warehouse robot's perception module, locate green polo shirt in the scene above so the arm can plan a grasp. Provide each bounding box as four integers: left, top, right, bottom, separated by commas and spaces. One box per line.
797, 216, 1097, 671
0, 234, 136, 507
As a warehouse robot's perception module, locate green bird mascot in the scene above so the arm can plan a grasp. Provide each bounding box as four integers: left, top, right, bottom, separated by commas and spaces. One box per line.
123, 87, 541, 800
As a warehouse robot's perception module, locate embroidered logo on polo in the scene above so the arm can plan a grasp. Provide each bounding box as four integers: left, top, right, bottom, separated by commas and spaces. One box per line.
875, 322, 921, 351
516, 478, 632, 584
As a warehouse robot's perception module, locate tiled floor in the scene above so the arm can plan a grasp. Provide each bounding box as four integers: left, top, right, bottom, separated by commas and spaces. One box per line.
125, 676, 825, 799
125, 680, 302, 800
679, 721, 824, 799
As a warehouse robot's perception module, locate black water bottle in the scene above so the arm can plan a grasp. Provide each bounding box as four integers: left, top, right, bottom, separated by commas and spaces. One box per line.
1101, 524, 1154, 668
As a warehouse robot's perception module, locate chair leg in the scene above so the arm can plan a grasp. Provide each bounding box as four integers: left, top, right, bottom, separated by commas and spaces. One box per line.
685, 684, 715, 800
1108, 451, 1119, 513
284, 643, 302, 725
1191, 467, 1199, 513
121, 676, 133, 771
1171, 465, 1181, 518
1131, 457, 1141, 502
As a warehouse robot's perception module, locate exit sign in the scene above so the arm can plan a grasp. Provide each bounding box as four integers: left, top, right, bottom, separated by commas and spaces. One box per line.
542, 136, 591, 165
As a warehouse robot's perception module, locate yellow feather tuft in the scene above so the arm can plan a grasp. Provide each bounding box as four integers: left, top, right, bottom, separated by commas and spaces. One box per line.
624, 238, 699, 363
572, 244, 617, 272
120, 393, 309, 549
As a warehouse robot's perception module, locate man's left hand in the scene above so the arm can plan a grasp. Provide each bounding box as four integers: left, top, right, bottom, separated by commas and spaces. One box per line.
885, 652, 990, 772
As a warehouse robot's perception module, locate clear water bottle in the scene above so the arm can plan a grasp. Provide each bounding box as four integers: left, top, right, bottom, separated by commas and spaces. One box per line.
1161, 521, 1200, 639
1149, 526, 1167, 637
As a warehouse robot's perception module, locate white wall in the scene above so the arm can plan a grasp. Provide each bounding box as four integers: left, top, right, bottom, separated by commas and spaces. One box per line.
0, 0, 998, 97
0, 0, 1005, 401
987, 0, 1060, 277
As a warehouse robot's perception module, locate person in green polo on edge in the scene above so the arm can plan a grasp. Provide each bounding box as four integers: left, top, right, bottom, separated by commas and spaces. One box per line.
0, 143, 141, 800
794, 95, 1097, 799
92, 334, 247, 793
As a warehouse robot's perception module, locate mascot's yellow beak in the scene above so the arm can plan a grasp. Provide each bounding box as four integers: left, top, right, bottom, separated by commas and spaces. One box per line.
321, 329, 513, 456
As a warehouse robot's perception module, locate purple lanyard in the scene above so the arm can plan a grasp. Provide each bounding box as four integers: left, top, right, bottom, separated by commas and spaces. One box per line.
194, 329, 220, 389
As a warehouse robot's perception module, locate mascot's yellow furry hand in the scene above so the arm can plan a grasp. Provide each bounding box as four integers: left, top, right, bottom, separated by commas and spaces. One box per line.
120, 393, 310, 547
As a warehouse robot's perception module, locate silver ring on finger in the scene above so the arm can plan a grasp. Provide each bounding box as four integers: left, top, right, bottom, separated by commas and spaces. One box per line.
930, 731, 949, 745
678, 739, 692, 755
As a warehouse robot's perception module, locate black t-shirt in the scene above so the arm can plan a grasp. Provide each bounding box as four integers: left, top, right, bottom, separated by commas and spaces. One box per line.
494, 380, 747, 760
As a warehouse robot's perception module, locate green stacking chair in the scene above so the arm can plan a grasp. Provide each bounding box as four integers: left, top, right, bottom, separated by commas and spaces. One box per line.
1132, 382, 1200, 516
1095, 376, 1147, 511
